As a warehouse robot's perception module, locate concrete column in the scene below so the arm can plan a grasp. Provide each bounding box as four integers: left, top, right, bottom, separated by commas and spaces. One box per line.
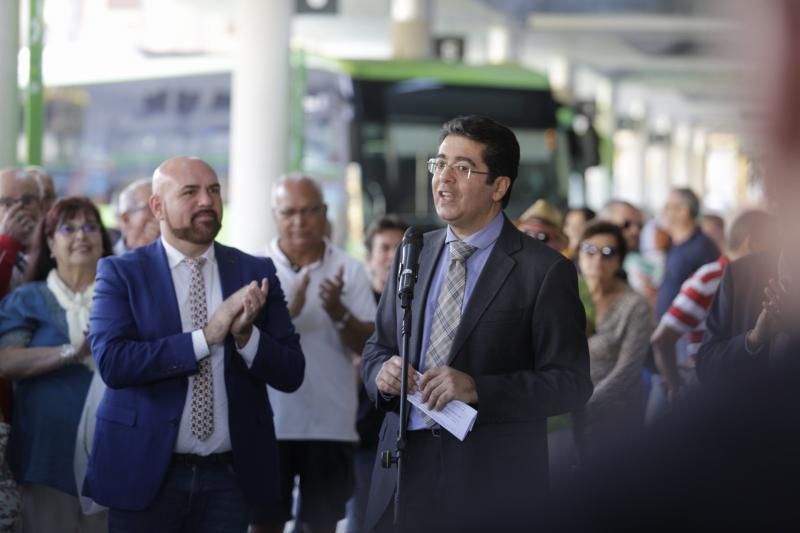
391, 0, 431, 59
0, 0, 19, 167
228, 0, 292, 254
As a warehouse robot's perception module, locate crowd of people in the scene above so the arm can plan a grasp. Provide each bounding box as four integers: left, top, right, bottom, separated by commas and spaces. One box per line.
0, 111, 788, 533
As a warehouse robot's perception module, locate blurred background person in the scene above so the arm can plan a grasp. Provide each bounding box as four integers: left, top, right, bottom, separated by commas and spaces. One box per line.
264, 174, 376, 533
0, 169, 44, 300
363, 215, 407, 301
563, 207, 596, 260
25, 167, 56, 214
652, 210, 775, 402
600, 199, 660, 304
112, 178, 160, 255
346, 214, 407, 533
514, 199, 569, 254
0, 197, 112, 533
574, 221, 650, 459
700, 213, 726, 256
0, 169, 47, 435
647, 187, 719, 423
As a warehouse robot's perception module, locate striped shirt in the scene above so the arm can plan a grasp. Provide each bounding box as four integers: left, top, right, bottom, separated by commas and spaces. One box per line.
660, 255, 730, 360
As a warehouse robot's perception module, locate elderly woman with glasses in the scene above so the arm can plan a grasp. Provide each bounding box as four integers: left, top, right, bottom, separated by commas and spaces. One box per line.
574, 221, 651, 460
0, 197, 111, 533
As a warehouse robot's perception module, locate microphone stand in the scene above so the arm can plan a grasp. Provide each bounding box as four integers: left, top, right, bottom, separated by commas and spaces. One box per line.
381, 286, 414, 532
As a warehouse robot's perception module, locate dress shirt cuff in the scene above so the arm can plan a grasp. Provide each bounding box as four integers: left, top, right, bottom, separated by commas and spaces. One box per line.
191, 329, 211, 361
236, 327, 260, 368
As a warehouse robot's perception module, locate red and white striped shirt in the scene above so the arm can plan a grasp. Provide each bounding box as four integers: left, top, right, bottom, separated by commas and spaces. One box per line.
660, 255, 730, 360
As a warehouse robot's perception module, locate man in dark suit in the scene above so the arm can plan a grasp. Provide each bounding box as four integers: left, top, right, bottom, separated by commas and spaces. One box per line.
361, 115, 593, 532
85, 156, 305, 532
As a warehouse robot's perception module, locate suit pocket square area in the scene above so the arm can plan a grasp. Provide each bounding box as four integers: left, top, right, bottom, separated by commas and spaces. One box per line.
96, 403, 137, 427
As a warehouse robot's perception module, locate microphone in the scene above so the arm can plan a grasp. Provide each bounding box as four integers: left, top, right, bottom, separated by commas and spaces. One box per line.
397, 227, 423, 307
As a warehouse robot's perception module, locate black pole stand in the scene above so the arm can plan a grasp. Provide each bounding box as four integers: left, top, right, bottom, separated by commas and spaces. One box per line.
381, 292, 413, 532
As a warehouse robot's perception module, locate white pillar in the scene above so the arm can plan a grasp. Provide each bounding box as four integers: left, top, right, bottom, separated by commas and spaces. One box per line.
0, 0, 19, 167
228, 0, 292, 254
391, 0, 431, 59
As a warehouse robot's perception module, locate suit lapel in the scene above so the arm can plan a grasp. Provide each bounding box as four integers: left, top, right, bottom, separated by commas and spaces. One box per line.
410, 229, 446, 368
145, 241, 183, 335
214, 242, 238, 300
448, 218, 520, 365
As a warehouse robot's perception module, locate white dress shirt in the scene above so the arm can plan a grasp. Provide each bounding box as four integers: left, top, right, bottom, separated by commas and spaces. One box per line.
161, 237, 261, 455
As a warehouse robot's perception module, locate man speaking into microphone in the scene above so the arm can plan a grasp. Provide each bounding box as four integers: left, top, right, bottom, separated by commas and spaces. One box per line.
361, 115, 592, 532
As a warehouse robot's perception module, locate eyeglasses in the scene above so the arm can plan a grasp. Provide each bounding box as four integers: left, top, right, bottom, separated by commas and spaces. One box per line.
276, 205, 324, 219
622, 220, 644, 231
0, 194, 40, 209
427, 159, 490, 181
57, 222, 101, 237
580, 243, 618, 258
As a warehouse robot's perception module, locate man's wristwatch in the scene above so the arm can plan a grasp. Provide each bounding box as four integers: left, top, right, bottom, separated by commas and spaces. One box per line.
334, 310, 352, 331
60, 343, 77, 361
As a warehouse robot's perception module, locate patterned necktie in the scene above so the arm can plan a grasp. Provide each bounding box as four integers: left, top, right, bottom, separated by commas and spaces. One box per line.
186, 257, 214, 440
419, 240, 477, 425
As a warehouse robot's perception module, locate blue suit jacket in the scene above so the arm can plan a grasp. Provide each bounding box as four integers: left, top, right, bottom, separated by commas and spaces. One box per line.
84, 240, 305, 512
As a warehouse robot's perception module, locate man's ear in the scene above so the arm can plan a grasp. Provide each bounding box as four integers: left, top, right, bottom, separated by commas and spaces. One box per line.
492, 176, 511, 203
149, 194, 164, 221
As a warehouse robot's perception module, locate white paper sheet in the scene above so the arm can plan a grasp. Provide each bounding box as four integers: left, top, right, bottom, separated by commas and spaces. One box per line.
406, 375, 478, 441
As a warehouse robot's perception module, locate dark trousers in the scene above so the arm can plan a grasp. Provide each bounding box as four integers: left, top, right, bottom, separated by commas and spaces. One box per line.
108, 460, 249, 533
371, 430, 452, 533
345, 447, 378, 533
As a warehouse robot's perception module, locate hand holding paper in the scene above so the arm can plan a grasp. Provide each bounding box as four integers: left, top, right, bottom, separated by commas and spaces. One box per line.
410, 371, 477, 441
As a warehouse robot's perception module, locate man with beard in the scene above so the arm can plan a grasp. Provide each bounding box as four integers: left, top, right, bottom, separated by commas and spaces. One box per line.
85, 156, 305, 532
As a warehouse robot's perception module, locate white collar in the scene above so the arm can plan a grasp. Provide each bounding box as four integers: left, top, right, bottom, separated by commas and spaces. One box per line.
269, 237, 332, 273
161, 237, 216, 270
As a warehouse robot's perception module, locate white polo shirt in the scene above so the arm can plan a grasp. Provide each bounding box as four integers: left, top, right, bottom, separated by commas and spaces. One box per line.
265, 238, 377, 442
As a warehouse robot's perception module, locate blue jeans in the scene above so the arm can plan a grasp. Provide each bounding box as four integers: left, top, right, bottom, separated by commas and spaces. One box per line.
108, 461, 249, 533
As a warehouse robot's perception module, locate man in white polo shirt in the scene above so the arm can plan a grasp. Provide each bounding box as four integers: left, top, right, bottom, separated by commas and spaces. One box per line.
264, 174, 376, 533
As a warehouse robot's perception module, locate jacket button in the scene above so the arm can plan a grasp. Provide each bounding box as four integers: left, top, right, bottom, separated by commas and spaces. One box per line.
169, 418, 179, 427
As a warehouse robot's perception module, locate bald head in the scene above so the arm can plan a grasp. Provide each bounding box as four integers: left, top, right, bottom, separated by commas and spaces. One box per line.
150, 156, 223, 256
272, 173, 328, 255
153, 156, 218, 194
271, 173, 324, 209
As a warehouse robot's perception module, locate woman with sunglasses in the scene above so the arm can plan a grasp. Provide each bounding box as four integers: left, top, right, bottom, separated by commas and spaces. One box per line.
574, 221, 651, 461
0, 197, 112, 533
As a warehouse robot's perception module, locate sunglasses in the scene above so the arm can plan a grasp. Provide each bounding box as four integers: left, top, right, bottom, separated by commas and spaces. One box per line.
580, 243, 618, 258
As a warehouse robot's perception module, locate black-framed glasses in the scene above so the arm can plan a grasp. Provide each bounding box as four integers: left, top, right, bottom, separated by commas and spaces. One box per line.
0, 194, 40, 209
427, 158, 490, 181
580, 243, 618, 258
276, 205, 325, 219
57, 222, 101, 237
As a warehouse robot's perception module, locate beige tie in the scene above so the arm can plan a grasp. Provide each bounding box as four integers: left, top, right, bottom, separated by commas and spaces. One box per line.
420, 240, 477, 425
186, 257, 214, 440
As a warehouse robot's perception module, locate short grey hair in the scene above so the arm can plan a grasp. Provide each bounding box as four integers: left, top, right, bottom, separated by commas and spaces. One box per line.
673, 187, 701, 220
116, 177, 152, 216
271, 173, 325, 208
